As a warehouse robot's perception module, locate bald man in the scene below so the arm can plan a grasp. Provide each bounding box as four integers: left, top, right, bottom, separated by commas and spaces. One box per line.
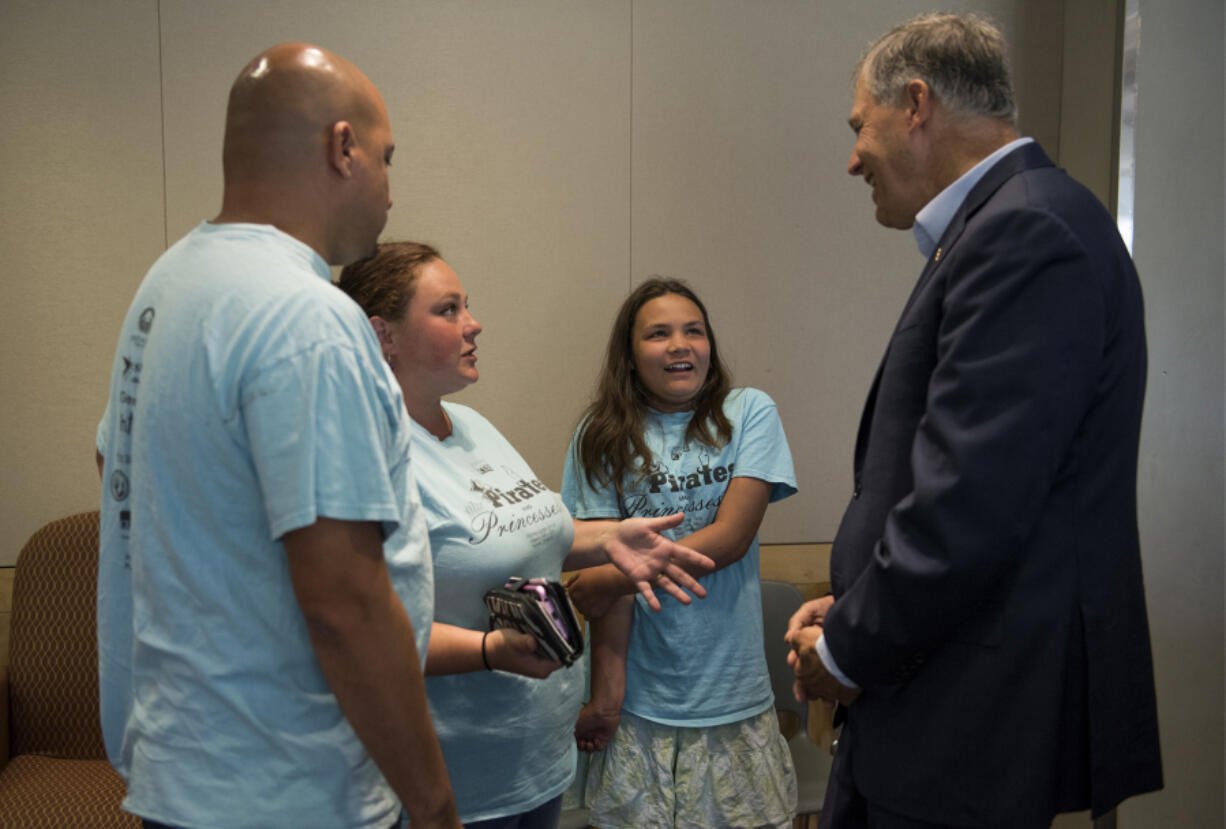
96, 44, 460, 828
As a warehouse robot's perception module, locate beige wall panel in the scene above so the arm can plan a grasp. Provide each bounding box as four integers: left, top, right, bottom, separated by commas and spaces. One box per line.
0, 0, 164, 566
158, 0, 631, 488
1125, 1, 1225, 824
1003, 0, 1066, 154
1058, 0, 1121, 207
629, 0, 1064, 543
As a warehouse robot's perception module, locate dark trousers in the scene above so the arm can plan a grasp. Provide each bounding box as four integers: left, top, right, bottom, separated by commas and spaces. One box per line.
819, 719, 960, 829
464, 794, 564, 829
144, 816, 404, 829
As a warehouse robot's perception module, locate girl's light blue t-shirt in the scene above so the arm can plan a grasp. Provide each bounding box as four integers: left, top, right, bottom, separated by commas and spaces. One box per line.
562, 387, 797, 726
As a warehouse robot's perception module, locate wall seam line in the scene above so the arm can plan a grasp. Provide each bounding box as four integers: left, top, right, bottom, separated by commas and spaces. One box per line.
628, 0, 634, 292
157, 0, 169, 250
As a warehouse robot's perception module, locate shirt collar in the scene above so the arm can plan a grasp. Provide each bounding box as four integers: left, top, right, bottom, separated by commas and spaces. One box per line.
912, 137, 1034, 258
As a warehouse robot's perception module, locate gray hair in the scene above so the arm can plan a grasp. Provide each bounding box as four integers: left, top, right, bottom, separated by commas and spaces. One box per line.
857, 12, 1017, 125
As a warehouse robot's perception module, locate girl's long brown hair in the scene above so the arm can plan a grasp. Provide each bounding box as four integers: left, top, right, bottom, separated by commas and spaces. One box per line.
575, 278, 732, 497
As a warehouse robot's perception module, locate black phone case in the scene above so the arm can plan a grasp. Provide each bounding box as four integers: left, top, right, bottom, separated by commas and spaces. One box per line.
482, 578, 583, 666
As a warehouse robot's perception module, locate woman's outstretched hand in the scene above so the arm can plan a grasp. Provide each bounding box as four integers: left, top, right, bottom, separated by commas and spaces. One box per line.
605, 513, 714, 611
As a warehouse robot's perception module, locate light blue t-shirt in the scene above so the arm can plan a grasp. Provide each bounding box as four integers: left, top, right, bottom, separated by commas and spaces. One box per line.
562, 388, 797, 726
413, 403, 582, 823
96, 222, 433, 829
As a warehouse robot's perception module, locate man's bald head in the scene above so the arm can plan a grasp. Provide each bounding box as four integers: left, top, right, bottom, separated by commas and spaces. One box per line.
216, 43, 395, 265
222, 43, 382, 180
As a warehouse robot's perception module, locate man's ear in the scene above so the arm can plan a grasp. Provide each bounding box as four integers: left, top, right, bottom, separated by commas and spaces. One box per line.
328, 120, 357, 178
904, 79, 932, 130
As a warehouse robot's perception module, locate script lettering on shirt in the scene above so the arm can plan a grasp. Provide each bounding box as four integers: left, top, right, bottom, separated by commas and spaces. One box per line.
622, 492, 726, 518
647, 462, 734, 494
468, 501, 562, 544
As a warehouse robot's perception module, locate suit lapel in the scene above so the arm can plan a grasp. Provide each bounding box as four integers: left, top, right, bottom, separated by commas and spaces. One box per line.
849, 142, 1057, 478
934, 141, 1056, 263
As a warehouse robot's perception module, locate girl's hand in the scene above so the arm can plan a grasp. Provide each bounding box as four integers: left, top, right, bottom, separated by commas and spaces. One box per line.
574, 700, 622, 752
606, 513, 714, 610
486, 628, 562, 679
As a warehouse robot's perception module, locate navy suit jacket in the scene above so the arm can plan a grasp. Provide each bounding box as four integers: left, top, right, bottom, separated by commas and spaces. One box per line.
824, 142, 1162, 826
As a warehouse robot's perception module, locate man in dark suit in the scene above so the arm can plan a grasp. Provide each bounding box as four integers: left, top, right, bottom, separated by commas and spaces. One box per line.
786, 13, 1163, 828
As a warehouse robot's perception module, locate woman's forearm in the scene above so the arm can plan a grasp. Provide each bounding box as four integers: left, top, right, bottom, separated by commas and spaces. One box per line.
424, 622, 488, 676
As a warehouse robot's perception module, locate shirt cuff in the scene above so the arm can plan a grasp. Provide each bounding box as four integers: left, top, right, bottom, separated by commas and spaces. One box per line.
817, 634, 859, 689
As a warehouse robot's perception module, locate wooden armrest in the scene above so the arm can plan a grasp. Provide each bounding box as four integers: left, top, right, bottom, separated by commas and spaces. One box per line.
759, 543, 831, 588
0, 661, 10, 769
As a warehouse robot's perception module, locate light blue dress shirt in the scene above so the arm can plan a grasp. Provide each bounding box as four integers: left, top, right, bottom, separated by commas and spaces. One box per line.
912, 137, 1035, 258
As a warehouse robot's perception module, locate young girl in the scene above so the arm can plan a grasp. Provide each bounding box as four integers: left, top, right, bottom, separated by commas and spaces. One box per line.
563, 277, 798, 828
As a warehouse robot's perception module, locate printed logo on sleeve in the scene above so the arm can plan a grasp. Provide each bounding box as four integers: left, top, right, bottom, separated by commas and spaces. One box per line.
109, 470, 130, 501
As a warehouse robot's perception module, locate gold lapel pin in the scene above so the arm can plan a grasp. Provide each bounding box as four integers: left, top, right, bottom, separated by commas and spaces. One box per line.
934, 246, 943, 262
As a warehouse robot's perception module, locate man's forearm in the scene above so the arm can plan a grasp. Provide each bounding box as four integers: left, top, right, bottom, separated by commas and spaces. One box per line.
303, 579, 458, 827
285, 518, 459, 828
